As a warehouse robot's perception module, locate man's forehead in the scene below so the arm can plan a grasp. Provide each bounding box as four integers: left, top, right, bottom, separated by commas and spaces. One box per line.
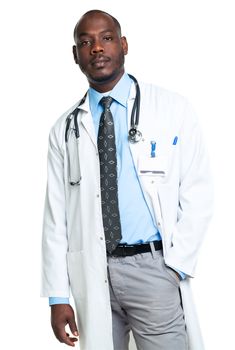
76, 12, 116, 35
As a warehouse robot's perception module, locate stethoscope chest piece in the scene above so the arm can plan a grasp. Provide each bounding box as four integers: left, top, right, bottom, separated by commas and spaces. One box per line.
128, 128, 142, 143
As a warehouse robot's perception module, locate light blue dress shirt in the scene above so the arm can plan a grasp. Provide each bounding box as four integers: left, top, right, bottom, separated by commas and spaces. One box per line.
89, 73, 161, 244
49, 73, 185, 306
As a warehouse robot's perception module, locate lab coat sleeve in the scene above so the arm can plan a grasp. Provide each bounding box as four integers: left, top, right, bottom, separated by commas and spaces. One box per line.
165, 101, 214, 277
41, 126, 70, 297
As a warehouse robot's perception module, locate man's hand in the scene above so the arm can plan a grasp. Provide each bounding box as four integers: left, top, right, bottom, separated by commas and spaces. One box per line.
51, 304, 79, 347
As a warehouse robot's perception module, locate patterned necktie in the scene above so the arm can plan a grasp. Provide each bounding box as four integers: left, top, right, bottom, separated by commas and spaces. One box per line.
97, 96, 122, 254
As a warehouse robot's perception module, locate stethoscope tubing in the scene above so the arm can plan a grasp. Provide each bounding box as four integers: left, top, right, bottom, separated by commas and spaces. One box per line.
65, 74, 140, 143
128, 74, 140, 130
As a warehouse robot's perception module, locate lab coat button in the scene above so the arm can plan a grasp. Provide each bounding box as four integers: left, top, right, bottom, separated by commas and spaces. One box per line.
96, 194, 100, 198
100, 237, 103, 240
105, 280, 108, 283
158, 222, 161, 226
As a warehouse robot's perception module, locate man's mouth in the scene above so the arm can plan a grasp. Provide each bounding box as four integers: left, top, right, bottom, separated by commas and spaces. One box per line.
91, 56, 110, 68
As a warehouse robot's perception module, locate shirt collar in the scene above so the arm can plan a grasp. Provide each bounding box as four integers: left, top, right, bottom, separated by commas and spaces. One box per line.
88, 73, 132, 112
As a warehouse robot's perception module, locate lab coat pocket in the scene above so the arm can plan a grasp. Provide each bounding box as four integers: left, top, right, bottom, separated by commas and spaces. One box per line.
67, 250, 85, 299
138, 155, 168, 183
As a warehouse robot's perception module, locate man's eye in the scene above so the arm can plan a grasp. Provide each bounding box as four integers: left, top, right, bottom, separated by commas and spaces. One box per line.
79, 40, 91, 47
103, 36, 113, 41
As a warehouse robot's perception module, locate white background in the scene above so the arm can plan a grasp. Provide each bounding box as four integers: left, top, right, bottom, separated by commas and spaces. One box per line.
0, 0, 234, 349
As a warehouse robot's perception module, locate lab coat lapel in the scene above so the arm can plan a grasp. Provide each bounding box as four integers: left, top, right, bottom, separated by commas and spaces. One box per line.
79, 94, 97, 148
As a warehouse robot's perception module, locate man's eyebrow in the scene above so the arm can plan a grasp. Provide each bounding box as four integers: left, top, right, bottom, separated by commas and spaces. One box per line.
78, 32, 90, 38
100, 30, 115, 34
78, 29, 115, 38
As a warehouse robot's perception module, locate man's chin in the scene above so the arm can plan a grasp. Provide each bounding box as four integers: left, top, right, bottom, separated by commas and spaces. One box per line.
88, 64, 125, 83
88, 71, 114, 84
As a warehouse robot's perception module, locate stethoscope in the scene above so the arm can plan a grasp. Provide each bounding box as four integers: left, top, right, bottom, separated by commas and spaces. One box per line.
65, 74, 142, 185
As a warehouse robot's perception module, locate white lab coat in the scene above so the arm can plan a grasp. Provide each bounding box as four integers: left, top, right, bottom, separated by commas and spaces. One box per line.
41, 81, 213, 350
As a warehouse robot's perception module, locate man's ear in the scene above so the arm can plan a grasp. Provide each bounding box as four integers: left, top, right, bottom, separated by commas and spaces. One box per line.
73, 45, 79, 64
121, 36, 128, 55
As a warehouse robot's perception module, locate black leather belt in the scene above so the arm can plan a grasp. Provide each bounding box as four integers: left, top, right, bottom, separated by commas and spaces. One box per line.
108, 240, 163, 257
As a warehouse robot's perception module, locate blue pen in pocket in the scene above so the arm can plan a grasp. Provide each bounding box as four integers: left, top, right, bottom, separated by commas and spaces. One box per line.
172, 136, 178, 145
151, 141, 156, 157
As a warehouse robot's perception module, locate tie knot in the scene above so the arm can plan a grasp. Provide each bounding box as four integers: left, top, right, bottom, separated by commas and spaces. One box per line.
100, 96, 113, 110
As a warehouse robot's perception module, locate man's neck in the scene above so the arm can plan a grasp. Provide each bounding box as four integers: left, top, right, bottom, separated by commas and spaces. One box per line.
88, 70, 125, 93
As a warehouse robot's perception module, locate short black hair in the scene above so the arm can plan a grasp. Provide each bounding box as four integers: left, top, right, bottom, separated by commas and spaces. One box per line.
73, 10, 122, 41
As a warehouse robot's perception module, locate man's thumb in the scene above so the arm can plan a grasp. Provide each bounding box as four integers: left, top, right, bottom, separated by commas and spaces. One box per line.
68, 316, 79, 336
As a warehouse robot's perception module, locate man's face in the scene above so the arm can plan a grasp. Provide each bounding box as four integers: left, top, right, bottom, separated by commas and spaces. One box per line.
73, 13, 128, 90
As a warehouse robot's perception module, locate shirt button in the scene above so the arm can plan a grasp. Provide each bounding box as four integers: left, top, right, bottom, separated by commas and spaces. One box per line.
105, 280, 108, 283
96, 194, 100, 198
100, 237, 103, 240
158, 222, 161, 226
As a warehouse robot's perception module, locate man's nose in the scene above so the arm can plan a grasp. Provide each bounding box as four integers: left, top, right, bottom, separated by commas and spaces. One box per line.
91, 40, 104, 54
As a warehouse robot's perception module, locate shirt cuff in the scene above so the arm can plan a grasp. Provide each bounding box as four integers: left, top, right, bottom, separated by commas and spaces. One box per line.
173, 268, 186, 280
49, 297, 70, 306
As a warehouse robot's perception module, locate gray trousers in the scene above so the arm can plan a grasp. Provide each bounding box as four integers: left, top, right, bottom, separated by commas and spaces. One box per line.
107, 247, 188, 350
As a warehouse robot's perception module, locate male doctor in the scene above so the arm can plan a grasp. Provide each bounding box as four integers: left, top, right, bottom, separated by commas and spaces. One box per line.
41, 9, 213, 350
